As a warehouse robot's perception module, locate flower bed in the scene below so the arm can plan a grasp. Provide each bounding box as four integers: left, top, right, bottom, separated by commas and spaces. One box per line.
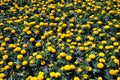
0, 0, 120, 80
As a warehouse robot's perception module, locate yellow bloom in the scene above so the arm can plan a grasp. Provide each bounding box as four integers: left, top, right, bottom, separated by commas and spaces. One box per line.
29, 38, 35, 42
4, 65, 10, 70
41, 36, 46, 40
16, 64, 21, 69
17, 54, 23, 60
87, 66, 92, 72
113, 59, 119, 65
110, 37, 116, 41
70, 64, 75, 70
30, 77, 37, 80
35, 42, 41, 47
0, 73, 5, 78
27, 31, 32, 35
99, 52, 105, 57
66, 55, 72, 61
50, 72, 55, 77
98, 77, 103, 80
14, 47, 21, 52
99, 45, 103, 49
117, 77, 120, 80
2, 55, 8, 60
89, 54, 96, 59
4, 37, 10, 42
37, 74, 44, 80
41, 61, 45, 65
79, 46, 85, 51
83, 74, 88, 79
59, 52, 66, 57
21, 49, 26, 54
8, 62, 13, 66
76, 36, 81, 41
22, 61, 28, 66
32, 52, 38, 57
97, 63, 104, 69
64, 65, 71, 71
36, 55, 42, 60
109, 69, 117, 76
55, 72, 61, 78
77, 68, 83, 72
1, 42, 6, 47
99, 58, 106, 63
113, 42, 119, 46
104, 25, 110, 29
74, 77, 80, 80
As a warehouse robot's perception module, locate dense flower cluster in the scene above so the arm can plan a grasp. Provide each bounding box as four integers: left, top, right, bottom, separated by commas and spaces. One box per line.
0, 0, 120, 80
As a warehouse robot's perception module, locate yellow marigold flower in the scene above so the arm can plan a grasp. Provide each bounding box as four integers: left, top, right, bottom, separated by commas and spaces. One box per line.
66, 55, 72, 61
9, 44, 16, 48
4, 37, 10, 42
64, 65, 71, 71
48, 46, 53, 51
55, 72, 61, 78
89, 37, 94, 41
14, 47, 21, 52
105, 46, 110, 50
97, 21, 102, 25
8, 62, 13, 66
98, 77, 103, 80
37, 74, 44, 80
59, 52, 66, 57
70, 64, 75, 70
76, 36, 81, 41
36, 55, 42, 60
86, 58, 91, 62
35, 42, 41, 47
41, 36, 46, 40
79, 46, 85, 51
0, 73, 5, 78
17, 54, 23, 60
27, 31, 32, 35
83, 74, 88, 79
92, 44, 96, 48
16, 64, 21, 69
0, 61, 4, 65
110, 37, 116, 41
87, 66, 92, 72
41, 61, 45, 65
113, 42, 119, 46
1, 42, 6, 47
104, 25, 110, 29
50, 72, 55, 77
109, 69, 117, 76
99, 52, 105, 57
32, 52, 38, 57
0, 36, 3, 39
117, 77, 120, 80
29, 38, 35, 42
74, 77, 80, 80
4, 65, 10, 70
97, 63, 104, 69
77, 68, 83, 72
30, 77, 37, 80
99, 58, 106, 63
89, 54, 96, 59
21, 49, 26, 54
22, 61, 28, 66
2, 55, 8, 60
99, 45, 103, 49
113, 59, 119, 65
